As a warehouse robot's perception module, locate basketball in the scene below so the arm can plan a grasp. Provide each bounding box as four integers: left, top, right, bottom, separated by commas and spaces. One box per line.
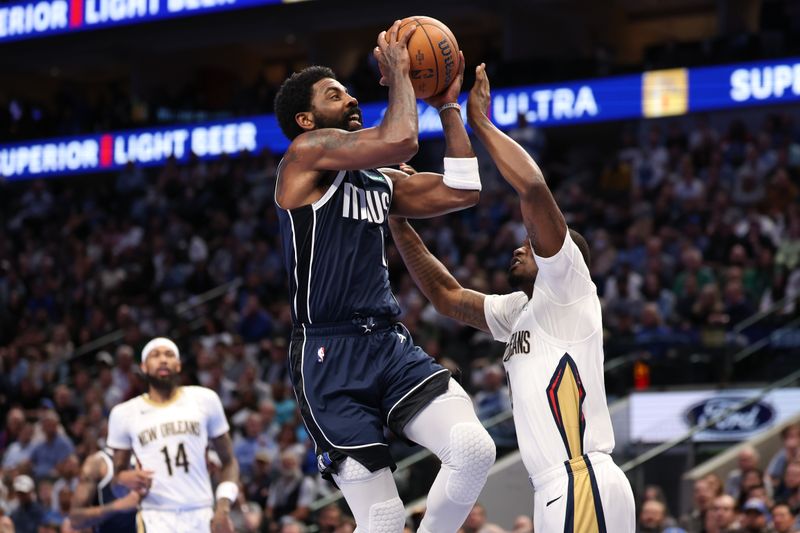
394, 16, 461, 99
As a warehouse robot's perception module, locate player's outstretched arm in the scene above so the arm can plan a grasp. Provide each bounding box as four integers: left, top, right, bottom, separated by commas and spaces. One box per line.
69, 454, 140, 529
467, 63, 566, 258
210, 433, 239, 533
388, 216, 489, 332
385, 53, 481, 218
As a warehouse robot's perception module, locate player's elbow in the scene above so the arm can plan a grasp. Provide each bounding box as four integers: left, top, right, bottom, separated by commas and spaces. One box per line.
432, 288, 463, 319
520, 179, 548, 200
454, 189, 480, 208
394, 136, 419, 161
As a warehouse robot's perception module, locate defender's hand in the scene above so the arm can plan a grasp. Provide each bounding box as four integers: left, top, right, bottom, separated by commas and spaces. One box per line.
117, 470, 153, 493
210, 508, 234, 533
375, 19, 417, 86
112, 490, 142, 512
467, 63, 492, 128
424, 51, 465, 109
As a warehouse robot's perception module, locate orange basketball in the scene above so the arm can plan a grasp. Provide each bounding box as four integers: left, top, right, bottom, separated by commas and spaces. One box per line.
394, 16, 460, 99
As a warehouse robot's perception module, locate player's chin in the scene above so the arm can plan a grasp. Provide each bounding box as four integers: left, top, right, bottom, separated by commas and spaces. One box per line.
346, 121, 363, 131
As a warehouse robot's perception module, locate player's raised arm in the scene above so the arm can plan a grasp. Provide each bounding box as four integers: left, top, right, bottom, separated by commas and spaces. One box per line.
276, 21, 419, 209
385, 52, 481, 218
69, 454, 140, 529
388, 216, 489, 332
467, 63, 567, 258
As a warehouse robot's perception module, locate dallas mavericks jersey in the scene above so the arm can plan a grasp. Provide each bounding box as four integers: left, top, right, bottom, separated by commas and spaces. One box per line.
94, 451, 136, 533
276, 167, 401, 324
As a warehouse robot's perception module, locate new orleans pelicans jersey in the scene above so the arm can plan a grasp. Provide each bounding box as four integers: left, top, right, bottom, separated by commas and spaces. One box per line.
107, 386, 229, 510
483, 232, 614, 478
275, 166, 401, 325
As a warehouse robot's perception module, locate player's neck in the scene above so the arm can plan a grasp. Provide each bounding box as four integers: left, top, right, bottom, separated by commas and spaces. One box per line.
147, 385, 180, 404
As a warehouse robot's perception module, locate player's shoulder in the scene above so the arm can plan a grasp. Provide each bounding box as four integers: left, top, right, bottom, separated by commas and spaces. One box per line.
108, 395, 145, 417
181, 385, 222, 403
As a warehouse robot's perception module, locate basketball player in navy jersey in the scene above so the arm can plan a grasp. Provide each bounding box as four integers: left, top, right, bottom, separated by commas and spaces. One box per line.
67, 449, 138, 533
272, 20, 495, 533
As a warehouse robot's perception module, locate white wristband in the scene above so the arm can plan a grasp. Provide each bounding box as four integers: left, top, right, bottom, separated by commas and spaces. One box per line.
215, 481, 238, 504
442, 157, 481, 191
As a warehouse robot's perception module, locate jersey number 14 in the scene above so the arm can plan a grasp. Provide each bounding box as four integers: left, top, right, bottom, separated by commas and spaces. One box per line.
160, 442, 190, 475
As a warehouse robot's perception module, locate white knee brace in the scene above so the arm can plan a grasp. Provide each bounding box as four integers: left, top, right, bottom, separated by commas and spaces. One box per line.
366, 497, 406, 533
445, 423, 496, 504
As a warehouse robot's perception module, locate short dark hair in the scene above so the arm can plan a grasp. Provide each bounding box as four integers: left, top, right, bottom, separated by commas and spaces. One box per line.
274, 66, 336, 141
569, 229, 591, 269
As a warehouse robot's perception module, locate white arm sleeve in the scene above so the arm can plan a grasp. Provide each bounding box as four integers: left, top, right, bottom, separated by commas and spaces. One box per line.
483, 291, 529, 342
205, 389, 230, 439
106, 404, 132, 450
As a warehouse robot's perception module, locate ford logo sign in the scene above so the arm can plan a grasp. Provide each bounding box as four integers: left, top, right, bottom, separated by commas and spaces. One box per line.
685, 397, 776, 433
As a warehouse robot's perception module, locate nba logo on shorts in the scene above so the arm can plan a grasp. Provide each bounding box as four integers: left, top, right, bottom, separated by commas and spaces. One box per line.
317, 347, 326, 363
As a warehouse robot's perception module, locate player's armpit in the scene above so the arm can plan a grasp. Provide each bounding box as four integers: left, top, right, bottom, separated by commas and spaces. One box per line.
382, 167, 479, 218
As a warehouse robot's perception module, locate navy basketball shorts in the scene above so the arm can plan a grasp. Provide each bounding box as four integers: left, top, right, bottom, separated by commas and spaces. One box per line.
289, 319, 450, 477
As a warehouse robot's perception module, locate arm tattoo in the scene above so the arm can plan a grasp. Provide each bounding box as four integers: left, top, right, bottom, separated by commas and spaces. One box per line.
307, 130, 358, 152
452, 291, 487, 330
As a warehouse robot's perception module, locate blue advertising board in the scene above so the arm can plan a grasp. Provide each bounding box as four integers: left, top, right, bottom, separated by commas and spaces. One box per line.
3, 56, 800, 181
0, 0, 284, 43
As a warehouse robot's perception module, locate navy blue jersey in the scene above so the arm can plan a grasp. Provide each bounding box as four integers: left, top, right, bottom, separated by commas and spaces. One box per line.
94, 451, 136, 533
276, 166, 401, 324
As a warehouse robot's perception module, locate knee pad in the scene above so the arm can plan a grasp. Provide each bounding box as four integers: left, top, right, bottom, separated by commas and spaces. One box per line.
333, 457, 382, 484
367, 496, 406, 533
445, 422, 496, 504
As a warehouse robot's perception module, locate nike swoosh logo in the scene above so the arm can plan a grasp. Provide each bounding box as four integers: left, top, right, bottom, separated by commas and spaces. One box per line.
546, 495, 562, 507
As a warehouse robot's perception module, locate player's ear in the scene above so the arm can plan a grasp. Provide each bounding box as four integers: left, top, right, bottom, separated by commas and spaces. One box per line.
295, 111, 315, 132
175, 360, 182, 373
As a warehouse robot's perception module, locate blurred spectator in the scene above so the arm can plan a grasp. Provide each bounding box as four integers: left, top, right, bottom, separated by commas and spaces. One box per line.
681, 478, 716, 532
731, 498, 773, 533
770, 502, 797, 533
29, 412, 74, 480
473, 365, 516, 453
511, 515, 533, 533
2, 424, 35, 471
774, 460, 800, 510
10, 475, 44, 533
727, 446, 762, 499
639, 500, 670, 533
460, 503, 506, 533
315, 504, 343, 533
768, 425, 800, 488
265, 450, 315, 525
708, 494, 740, 533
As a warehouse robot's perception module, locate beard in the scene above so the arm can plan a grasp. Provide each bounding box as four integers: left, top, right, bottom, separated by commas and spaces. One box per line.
145, 371, 178, 392
508, 269, 535, 291
314, 106, 363, 131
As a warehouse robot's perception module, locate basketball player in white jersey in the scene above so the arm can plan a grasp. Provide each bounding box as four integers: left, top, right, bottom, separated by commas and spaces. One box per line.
107, 337, 240, 533
388, 64, 635, 532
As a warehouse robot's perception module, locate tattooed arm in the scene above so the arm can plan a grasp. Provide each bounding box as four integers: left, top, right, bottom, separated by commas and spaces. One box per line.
388, 217, 489, 332
69, 453, 140, 529
277, 20, 419, 210
467, 64, 566, 258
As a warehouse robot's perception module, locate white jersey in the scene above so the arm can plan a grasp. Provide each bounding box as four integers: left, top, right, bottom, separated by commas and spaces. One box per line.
107, 386, 229, 510
484, 232, 615, 478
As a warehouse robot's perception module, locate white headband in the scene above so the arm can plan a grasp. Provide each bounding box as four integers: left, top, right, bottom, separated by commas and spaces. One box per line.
141, 337, 180, 364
